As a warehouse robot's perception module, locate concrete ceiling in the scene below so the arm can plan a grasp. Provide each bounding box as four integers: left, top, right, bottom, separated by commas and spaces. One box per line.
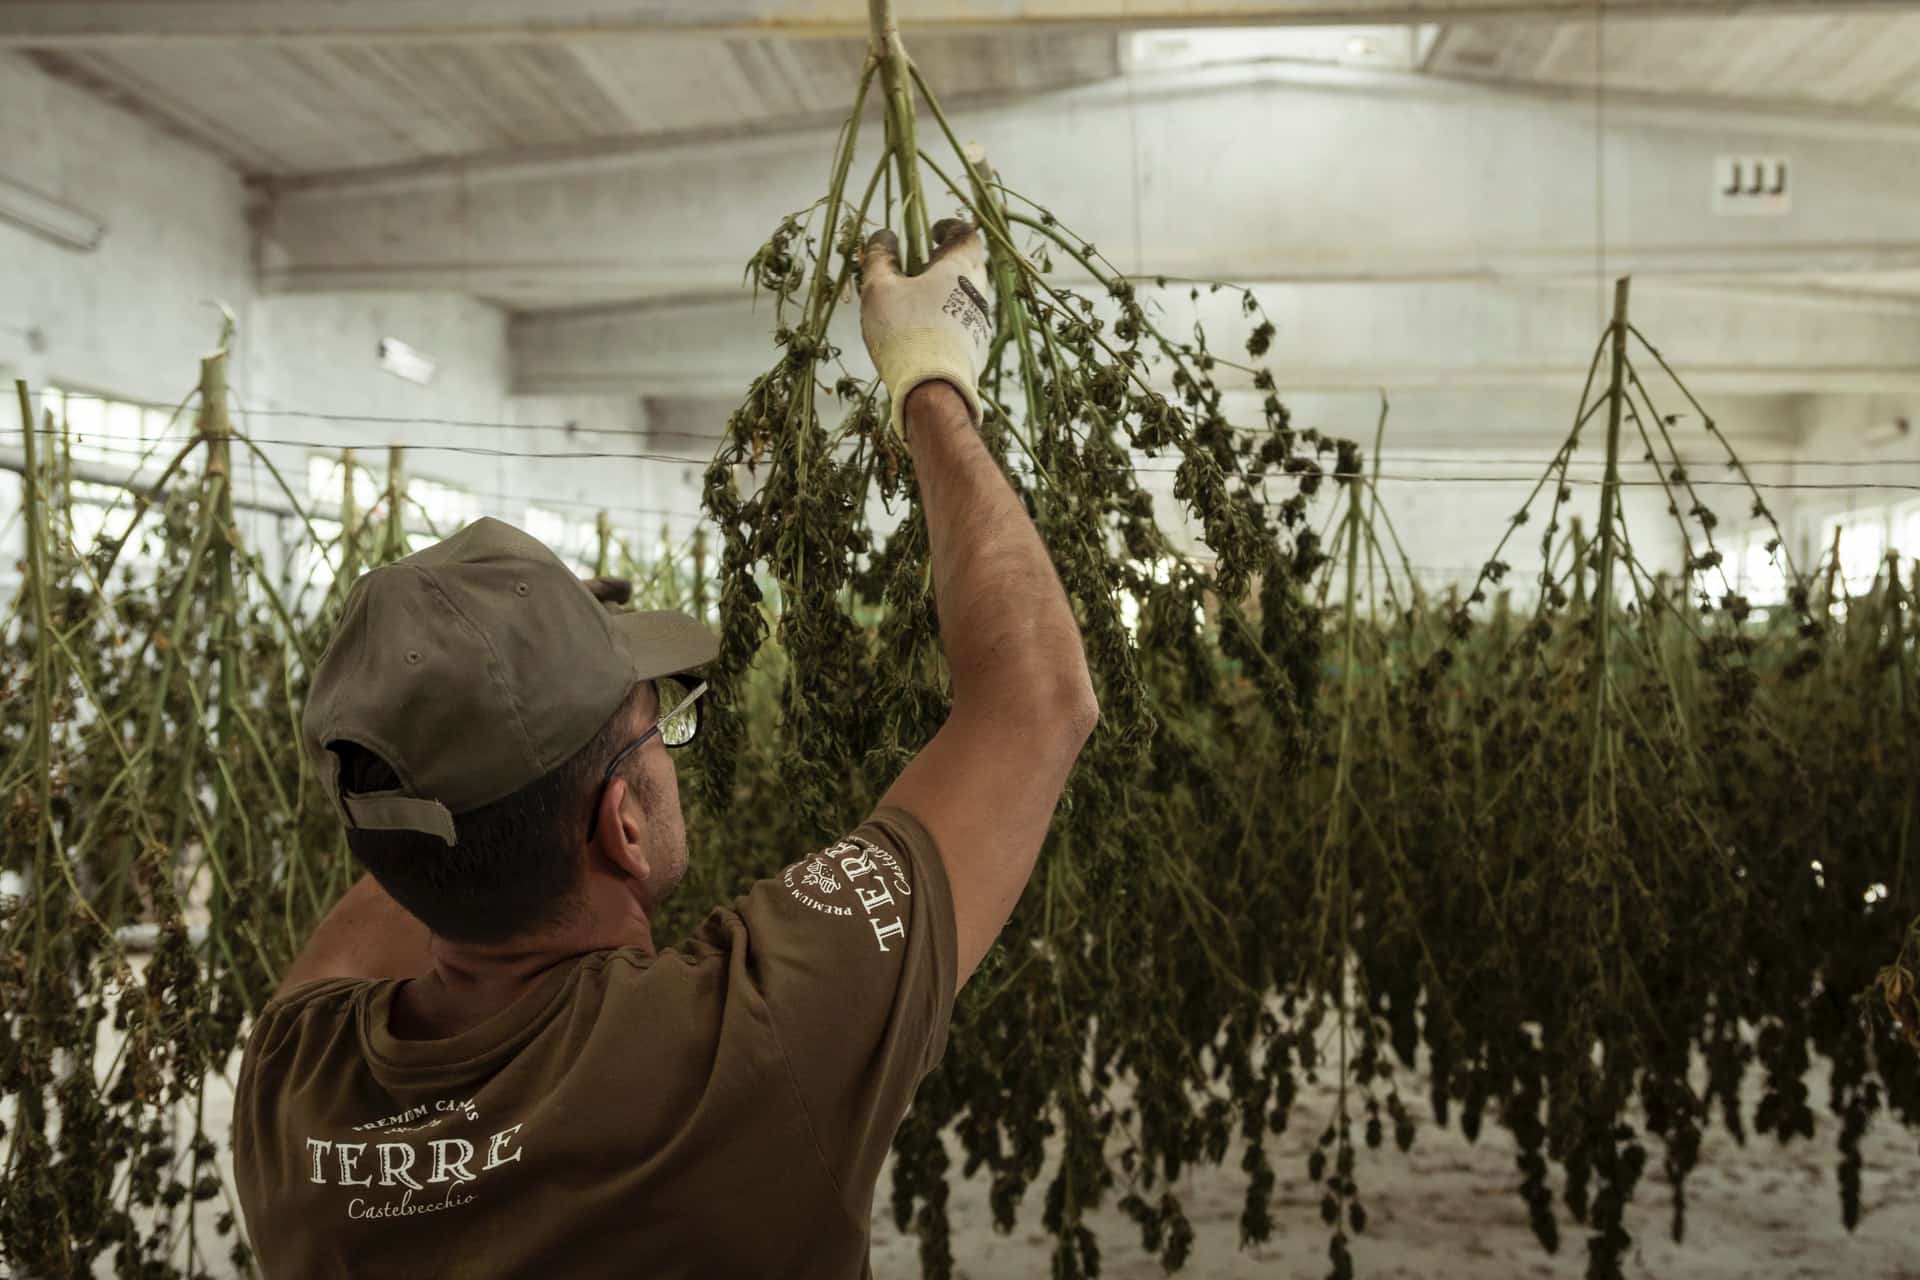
26, 31, 1121, 175
1433, 10, 1920, 116
0, 1, 1892, 43
12, 4, 1915, 183
7, 0, 1917, 417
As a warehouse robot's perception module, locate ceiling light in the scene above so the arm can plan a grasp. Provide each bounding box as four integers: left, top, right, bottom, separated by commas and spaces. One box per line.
1866, 416, 1911, 447
0, 177, 105, 252
1130, 26, 1405, 72
377, 337, 437, 386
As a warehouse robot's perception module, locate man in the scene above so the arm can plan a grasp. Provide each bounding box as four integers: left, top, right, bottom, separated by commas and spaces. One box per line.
232, 219, 1097, 1278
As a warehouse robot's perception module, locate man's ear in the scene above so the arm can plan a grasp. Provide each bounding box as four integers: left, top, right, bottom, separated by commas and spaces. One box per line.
590, 777, 649, 883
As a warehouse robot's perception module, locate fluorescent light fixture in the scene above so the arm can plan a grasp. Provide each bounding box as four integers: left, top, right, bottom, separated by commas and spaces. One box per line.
1865, 416, 1911, 447
0, 176, 105, 251
1128, 26, 1414, 72
377, 337, 436, 386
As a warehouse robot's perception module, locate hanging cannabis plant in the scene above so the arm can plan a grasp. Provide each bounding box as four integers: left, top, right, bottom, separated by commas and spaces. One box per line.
0, 346, 467, 1276
1313, 282, 1920, 1280
688, 4, 1344, 1278
7, 17, 1920, 1276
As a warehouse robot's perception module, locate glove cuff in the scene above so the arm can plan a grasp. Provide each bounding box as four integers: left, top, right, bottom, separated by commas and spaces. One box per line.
876, 328, 983, 433
889, 372, 984, 434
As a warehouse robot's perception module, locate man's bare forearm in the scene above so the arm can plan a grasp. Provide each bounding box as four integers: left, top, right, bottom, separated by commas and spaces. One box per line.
903, 382, 1095, 720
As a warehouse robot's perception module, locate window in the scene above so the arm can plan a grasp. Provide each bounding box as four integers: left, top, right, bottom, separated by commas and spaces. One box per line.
1734, 527, 1789, 608
524, 504, 599, 569
305, 454, 383, 517
280, 516, 345, 604
298, 455, 484, 572
408, 476, 482, 548
1819, 510, 1890, 596
64, 479, 159, 571
1894, 502, 1920, 565
19, 388, 170, 571
39, 387, 176, 468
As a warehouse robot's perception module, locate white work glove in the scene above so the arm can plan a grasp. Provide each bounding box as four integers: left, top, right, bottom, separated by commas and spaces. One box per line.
859, 218, 994, 433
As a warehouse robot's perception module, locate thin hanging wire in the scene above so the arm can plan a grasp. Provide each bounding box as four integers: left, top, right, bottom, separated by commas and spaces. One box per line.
1595, 0, 1610, 325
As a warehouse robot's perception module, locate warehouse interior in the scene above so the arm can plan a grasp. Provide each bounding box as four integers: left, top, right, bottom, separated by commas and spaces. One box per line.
7, 3, 1920, 593
7, 3, 1920, 1278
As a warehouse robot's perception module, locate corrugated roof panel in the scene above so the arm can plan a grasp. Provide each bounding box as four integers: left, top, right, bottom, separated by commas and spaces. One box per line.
1440, 13, 1920, 117
43, 30, 1116, 176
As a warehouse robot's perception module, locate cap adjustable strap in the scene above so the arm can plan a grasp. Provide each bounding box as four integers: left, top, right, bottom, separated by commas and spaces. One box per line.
317, 745, 353, 826
343, 791, 459, 846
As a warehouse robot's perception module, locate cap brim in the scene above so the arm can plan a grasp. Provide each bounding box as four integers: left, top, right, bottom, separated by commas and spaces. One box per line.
611, 609, 719, 681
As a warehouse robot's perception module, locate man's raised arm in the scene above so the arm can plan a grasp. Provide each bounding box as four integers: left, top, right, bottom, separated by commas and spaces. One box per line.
861, 221, 1099, 989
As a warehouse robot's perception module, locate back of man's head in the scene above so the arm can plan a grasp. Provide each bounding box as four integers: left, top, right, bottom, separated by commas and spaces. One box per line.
298, 519, 715, 946
331, 684, 645, 944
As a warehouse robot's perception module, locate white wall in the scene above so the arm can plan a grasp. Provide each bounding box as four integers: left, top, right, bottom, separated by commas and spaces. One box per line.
1761, 393, 1920, 590
0, 52, 253, 403
3, 48, 1886, 606
0, 52, 682, 579
1307, 451, 1708, 612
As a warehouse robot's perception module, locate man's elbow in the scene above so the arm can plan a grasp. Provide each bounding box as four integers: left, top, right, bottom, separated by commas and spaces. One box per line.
956, 648, 1098, 749
1065, 679, 1100, 743
1043, 675, 1099, 754
1021, 637, 1099, 744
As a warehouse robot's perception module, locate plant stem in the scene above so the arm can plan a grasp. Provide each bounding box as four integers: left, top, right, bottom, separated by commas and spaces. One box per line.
868, 0, 928, 269
692, 528, 710, 624
384, 444, 407, 561
15, 381, 57, 922
338, 447, 361, 603
1587, 277, 1632, 823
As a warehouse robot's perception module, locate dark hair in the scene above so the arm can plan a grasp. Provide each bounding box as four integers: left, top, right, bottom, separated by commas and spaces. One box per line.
334, 684, 647, 944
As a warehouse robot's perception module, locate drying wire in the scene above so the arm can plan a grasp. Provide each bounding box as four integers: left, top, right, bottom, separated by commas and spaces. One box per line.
24, 390, 1887, 476
5, 425, 713, 468
1595, 0, 1609, 325
10, 436, 708, 525
22, 423, 1914, 472
19, 388, 713, 445
15, 426, 1920, 494
0, 452, 1868, 585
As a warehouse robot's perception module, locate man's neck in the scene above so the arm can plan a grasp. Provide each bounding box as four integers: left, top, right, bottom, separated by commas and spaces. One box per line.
392, 915, 655, 1040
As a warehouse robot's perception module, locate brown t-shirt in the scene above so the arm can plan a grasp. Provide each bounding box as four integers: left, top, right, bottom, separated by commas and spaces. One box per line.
233, 808, 956, 1279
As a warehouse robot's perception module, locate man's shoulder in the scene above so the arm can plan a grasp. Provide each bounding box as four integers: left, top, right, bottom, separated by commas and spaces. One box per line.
673, 811, 944, 950
241, 976, 375, 1067
264, 974, 375, 1012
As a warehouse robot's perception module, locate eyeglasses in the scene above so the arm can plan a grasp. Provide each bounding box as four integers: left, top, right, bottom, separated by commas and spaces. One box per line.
585, 678, 708, 840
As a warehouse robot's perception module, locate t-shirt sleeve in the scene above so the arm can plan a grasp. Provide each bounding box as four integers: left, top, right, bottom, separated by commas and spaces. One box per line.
730, 805, 958, 1213
236, 976, 367, 1104
231, 978, 369, 1223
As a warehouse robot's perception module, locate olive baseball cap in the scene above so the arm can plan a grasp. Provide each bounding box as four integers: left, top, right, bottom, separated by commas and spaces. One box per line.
301, 517, 717, 846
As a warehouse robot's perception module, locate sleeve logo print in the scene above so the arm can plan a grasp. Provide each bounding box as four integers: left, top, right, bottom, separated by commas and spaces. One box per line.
784, 836, 914, 952
784, 854, 854, 918
798, 857, 841, 894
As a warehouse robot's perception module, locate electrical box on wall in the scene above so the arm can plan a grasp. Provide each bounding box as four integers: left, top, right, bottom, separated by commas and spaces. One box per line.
1714, 156, 1791, 216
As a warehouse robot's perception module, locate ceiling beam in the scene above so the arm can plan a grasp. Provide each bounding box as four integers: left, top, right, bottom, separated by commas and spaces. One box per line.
0, 0, 1903, 45
257, 64, 1920, 311
509, 279, 1920, 400
252, 52, 1920, 198
24, 50, 280, 172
